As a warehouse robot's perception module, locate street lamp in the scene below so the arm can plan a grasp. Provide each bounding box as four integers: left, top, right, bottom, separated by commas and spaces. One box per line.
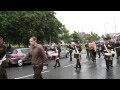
104, 23, 109, 37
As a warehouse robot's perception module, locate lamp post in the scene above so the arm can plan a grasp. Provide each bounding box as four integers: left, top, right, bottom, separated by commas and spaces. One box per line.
104, 23, 109, 37
114, 16, 117, 33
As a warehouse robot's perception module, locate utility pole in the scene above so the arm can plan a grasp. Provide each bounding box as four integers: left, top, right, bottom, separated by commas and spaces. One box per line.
114, 16, 117, 33
104, 23, 107, 36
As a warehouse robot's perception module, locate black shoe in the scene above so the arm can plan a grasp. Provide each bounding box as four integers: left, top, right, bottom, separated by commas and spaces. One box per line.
57, 65, 60, 67
106, 69, 109, 71
110, 65, 113, 67
74, 67, 77, 69
53, 66, 56, 68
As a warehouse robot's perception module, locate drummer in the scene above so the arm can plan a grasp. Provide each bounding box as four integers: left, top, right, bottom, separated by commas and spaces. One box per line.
74, 42, 82, 70
103, 37, 114, 71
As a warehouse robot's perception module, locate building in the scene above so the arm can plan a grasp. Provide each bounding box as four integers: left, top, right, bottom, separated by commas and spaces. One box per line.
107, 33, 120, 41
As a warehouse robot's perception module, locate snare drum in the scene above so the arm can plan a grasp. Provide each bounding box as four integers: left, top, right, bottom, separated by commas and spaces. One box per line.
74, 53, 81, 59
104, 53, 112, 60
111, 51, 116, 55
52, 53, 58, 57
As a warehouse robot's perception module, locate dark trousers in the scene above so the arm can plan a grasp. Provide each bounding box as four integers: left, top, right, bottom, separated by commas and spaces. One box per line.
75, 59, 81, 69
97, 49, 101, 58
33, 65, 43, 79
86, 49, 89, 58
116, 48, 120, 58
89, 50, 96, 61
54, 59, 60, 67
0, 67, 8, 79
69, 51, 72, 61
105, 60, 113, 70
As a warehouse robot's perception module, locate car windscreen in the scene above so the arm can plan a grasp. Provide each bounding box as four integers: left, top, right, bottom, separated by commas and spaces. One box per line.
7, 50, 18, 54
21, 49, 29, 54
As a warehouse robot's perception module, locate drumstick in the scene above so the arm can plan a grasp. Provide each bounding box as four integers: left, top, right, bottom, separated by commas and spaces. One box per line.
75, 45, 79, 53
104, 43, 109, 53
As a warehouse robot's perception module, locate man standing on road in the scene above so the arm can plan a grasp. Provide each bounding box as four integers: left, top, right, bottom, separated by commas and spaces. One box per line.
0, 35, 8, 79
21, 36, 48, 79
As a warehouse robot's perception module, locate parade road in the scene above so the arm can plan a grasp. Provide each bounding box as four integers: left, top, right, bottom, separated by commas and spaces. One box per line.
6, 52, 120, 79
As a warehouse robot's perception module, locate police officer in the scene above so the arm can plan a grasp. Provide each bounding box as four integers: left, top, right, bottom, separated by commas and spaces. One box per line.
74, 42, 82, 70
53, 43, 61, 68
0, 35, 8, 79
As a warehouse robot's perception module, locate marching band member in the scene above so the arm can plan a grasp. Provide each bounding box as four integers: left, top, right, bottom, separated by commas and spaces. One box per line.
103, 37, 115, 71
115, 39, 120, 59
88, 40, 97, 62
96, 42, 102, 58
74, 42, 82, 70
67, 44, 74, 61
53, 43, 61, 68
85, 41, 90, 59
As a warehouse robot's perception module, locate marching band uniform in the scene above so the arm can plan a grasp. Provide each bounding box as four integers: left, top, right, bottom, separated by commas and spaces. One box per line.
53, 43, 61, 68
85, 42, 90, 58
96, 42, 101, 58
74, 43, 82, 69
89, 41, 97, 62
115, 40, 120, 59
67, 44, 74, 61
103, 37, 115, 71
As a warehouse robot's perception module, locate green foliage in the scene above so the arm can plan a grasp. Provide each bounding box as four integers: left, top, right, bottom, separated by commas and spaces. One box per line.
86, 32, 100, 42
0, 11, 63, 47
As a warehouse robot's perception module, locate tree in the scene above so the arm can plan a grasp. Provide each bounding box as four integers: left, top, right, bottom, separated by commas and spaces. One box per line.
71, 31, 83, 43
86, 32, 100, 42
0, 11, 64, 47
60, 27, 71, 43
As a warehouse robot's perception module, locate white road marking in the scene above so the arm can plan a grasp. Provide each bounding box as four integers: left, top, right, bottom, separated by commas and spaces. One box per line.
63, 60, 88, 68
14, 60, 88, 79
14, 70, 50, 79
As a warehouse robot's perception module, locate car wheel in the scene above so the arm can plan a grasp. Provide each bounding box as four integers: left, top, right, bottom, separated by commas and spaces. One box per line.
18, 60, 23, 67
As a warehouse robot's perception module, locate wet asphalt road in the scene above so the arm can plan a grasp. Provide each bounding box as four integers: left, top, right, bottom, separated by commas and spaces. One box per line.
6, 51, 120, 79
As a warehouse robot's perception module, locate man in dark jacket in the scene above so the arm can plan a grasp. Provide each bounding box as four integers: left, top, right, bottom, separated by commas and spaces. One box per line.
0, 35, 8, 79
22, 36, 48, 79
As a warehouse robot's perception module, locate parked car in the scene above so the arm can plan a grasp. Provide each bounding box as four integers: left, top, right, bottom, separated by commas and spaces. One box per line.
6, 48, 31, 66
47, 48, 69, 60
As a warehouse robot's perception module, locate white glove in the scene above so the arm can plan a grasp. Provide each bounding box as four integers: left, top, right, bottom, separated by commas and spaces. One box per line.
2, 57, 6, 61
43, 66, 47, 71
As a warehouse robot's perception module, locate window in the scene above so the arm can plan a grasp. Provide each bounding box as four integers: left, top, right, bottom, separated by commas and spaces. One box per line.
12, 50, 18, 54
21, 49, 29, 54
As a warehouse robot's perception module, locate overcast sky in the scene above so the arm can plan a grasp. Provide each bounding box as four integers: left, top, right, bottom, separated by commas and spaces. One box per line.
55, 11, 120, 36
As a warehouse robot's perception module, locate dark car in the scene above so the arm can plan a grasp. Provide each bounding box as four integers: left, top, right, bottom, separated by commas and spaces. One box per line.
6, 48, 31, 66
